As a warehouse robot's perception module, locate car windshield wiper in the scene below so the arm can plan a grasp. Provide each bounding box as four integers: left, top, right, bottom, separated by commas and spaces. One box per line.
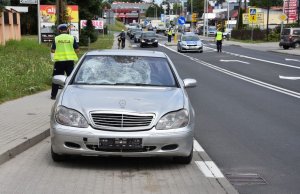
114, 83, 162, 87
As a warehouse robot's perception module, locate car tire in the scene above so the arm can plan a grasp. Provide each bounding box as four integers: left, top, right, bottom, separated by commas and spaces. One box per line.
173, 148, 193, 164
283, 45, 289, 50
140, 44, 144, 48
293, 42, 300, 48
154, 43, 158, 47
51, 147, 67, 162
199, 50, 203, 53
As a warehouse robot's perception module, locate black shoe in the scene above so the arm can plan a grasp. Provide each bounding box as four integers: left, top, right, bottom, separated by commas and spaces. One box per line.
51, 96, 56, 100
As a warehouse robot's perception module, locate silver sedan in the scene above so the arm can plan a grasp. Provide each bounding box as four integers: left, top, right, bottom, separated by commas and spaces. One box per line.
177, 34, 203, 53
50, 50, 197, 164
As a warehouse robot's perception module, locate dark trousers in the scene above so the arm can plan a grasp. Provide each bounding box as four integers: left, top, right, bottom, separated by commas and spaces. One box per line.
168, 35, 172, 42
216, 40, 222, 52
51, 61, 74, 98
121, 38, 125, 49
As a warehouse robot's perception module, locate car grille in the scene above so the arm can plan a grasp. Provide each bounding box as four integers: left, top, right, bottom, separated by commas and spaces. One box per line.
90, 112, 154, 131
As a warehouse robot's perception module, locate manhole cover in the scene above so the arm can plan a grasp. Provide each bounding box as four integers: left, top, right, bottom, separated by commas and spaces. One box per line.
225, 173, 267, 185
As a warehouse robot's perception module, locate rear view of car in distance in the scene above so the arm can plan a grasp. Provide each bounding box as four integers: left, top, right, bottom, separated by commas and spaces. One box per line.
133, 31, 142, 43
177, 34, 203, 53
140, 31, 158, 47
279, 27, 300, 49
50, 50, 197, 164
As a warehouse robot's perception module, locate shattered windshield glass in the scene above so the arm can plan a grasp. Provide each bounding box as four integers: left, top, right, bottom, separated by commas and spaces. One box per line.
73, 56, 177, 87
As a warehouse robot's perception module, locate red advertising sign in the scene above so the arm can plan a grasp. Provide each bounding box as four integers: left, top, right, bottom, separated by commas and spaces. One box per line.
283, 0, 298, 21
80, 20, 104, 30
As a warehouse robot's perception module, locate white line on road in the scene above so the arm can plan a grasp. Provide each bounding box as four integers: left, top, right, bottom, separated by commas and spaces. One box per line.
220, 59, 250, 64
193, 139, 205, 152
204, 46, 300, 70
160, 43, 300, 99
279, 76, 300, 80
285, 58, 300, 62
195, 161, 224, 178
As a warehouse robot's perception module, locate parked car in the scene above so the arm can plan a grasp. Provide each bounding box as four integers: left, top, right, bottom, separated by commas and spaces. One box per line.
177, 34, 203, 53
140, 31, 158, 47
133, 31, 143, 43
279, 27, 300, 49
50, 49, 197, 164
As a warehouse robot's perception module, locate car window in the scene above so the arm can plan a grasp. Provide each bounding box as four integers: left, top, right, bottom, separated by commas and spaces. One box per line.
73, 56, 177, 87
293, 30, 300, 35
143, 33, 156, 38
282, 29, 291, 35
182, 36, 200, 41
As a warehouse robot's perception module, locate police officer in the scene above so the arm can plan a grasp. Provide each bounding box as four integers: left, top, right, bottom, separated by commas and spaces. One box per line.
117, 29, 126, 49
167, 28, 172, 42
50, 24, 79, 100
215, 28, 223, 52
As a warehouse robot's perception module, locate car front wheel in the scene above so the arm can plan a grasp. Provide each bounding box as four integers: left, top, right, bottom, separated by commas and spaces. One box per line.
173, 148, 193, 164
283, 45, 289, 50
51, 147, 67, 162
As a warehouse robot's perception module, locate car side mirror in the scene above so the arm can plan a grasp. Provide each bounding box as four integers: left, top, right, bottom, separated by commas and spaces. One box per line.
183, 79, 197, 88
52, 75, 67, 86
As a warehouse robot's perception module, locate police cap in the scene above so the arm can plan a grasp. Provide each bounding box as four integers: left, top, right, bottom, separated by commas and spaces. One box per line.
57, 24, 68, 31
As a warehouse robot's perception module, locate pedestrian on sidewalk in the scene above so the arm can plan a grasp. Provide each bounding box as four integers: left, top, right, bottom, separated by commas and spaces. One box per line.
117, 29, 126, 49
215, 28, 223, 52
50, 24, 79, 100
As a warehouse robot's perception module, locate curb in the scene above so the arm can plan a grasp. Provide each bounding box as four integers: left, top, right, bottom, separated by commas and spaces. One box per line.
0, 129, 50, 165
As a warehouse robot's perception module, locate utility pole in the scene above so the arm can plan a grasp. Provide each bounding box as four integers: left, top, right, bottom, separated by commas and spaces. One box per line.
237, 0, 241, 29
266, 0, 270, 41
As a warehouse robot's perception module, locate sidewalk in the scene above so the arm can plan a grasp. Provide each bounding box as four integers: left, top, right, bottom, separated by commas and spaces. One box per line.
0, 33, 130, 165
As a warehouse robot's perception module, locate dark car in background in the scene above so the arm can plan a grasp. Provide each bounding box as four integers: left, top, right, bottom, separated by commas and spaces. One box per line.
133, 31, 143, 43
129, 28, 142, 39
279, 27, 300, 49
140, 31, 158, 48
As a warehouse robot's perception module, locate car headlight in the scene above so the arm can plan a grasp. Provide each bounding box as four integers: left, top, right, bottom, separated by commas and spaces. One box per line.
55, 106, 89, 128
156, 109, 189, 130
142, 40, 145, 42
154, 40, 158, 42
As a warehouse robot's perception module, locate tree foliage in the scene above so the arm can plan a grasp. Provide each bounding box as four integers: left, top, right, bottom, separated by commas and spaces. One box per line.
248, 0, 283, 8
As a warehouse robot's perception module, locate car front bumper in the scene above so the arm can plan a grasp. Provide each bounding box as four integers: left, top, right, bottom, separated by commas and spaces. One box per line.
50, 123, 194, 157
181, 45, 203, 52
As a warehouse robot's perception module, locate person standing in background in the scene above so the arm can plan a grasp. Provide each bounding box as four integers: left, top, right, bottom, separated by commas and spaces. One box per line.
50, 24, 79, 100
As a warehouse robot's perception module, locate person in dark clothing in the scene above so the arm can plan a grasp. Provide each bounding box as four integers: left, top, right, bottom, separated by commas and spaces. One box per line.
50, 24, 79, 100
117, 29, 126, 49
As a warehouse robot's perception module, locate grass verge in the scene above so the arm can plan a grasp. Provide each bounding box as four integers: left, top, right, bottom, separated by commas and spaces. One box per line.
0, 33, 116, 104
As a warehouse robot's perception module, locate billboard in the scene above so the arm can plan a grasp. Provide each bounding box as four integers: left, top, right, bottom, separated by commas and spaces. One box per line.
283, 0, 298, 21
40, 5, 79, 42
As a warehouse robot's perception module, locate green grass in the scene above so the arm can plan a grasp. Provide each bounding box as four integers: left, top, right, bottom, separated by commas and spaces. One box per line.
0, 33, 116, 104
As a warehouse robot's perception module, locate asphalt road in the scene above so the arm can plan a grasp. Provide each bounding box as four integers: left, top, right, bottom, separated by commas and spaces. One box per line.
131, 35, 300, 194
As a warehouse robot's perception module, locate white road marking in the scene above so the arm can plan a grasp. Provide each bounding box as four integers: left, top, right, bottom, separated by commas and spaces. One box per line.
204, 46, 300, 70
279, 76, 300, 80
285, 58, 300, 62
220, 59, 250, 64
193, 139, 205, 152
131, 45, 138, 48
160, 43, 300, 99
195, 161, 224, 178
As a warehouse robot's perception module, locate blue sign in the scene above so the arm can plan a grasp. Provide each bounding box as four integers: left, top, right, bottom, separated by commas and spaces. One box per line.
144, 20, 149, 26
250, 8, 256, 15
178, 16, 186, 25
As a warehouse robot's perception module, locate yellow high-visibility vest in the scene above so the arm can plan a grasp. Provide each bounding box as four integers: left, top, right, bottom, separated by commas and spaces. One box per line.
216, 31, 223, 41
54, 34, 78, 61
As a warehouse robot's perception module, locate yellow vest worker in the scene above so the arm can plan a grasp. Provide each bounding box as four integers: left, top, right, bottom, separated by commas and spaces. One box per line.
215, 30, 223, 52
54, 34, 78, 61
215, 31, 223, 41
50, 24, 79, 100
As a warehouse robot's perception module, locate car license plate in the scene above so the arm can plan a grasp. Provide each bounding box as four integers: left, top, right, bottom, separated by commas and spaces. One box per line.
99, 138, 142, 149
148, 42, 153, 44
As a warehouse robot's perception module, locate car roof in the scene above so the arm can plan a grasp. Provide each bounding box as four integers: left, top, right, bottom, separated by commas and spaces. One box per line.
85, 50, 166, 58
